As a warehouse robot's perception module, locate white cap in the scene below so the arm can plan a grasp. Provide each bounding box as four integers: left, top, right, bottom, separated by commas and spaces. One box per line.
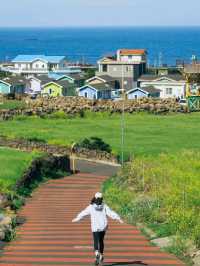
95, 192, 103, 199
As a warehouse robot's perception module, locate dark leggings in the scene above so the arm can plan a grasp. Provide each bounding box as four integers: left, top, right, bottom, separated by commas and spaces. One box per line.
93, 231, 106, 254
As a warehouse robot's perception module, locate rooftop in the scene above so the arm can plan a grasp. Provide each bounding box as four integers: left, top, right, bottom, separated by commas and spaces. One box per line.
2, 76, 27, 85
80, 83, 114, 91
138, 74, 185, 82
12, 55, 66, 64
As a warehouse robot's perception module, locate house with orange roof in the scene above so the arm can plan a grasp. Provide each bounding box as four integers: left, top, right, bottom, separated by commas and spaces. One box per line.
96, 49, 147, 91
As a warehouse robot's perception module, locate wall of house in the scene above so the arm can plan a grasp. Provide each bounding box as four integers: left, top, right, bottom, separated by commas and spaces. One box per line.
42, 83, 63, 97
78, 87, 97, 99
14, 63, 27, 70
140, 81, 186, 98
98, 90, 112, 99
119, 55, 144, 63
10, 85, 25, 94
29, 79, 41, 93
58, 59, 66, 69
100, 64, 134, 78
127, 90, 147, 100
0, 82, 10, 94
32, 60, 48, 69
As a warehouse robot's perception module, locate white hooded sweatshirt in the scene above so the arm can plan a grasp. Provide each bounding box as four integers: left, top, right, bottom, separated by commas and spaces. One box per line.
74, 203, 121, 232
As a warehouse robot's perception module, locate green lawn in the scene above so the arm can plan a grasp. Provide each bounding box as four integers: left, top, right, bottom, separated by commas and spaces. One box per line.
0, 111, 199, 159
0, 148, 38, 193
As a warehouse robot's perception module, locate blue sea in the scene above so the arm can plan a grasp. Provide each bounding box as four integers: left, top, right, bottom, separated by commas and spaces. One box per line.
0, 27, 200, 65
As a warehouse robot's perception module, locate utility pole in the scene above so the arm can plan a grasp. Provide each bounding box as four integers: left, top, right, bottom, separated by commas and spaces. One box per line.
121, 64, 125, 166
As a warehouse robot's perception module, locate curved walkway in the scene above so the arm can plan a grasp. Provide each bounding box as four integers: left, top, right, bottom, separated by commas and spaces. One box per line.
0, 160, 185, 266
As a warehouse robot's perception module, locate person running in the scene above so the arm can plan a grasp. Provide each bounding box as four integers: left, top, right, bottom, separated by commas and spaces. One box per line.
72, 192, 123, 265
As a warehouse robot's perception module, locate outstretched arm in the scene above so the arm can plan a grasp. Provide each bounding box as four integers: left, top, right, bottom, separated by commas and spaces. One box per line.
105, 204, 123, 223
72, 206, 91, 222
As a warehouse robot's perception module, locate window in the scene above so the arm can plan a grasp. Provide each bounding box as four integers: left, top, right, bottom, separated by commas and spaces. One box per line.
102, 64, 107, 72
128, 55, 132, 60
49, 88, 52, 94
84, 92, 88, 98
42, 64, 45, 68
166, 88, 173, 95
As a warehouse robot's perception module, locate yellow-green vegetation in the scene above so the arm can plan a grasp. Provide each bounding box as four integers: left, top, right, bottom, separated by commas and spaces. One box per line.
103, 151, 200, 263
0, 100, 26, 110
0, 148, 38, 193
0, 112, 200, 159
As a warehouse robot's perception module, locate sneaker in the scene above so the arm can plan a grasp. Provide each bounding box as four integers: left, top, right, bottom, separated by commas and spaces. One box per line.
100, 254, 104, 263
95, 252, 100, 265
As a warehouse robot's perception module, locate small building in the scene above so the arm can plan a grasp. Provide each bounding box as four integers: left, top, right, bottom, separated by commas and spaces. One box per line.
41, 81, 64, 97
126, 87, 160, 100
138, 74, 186, 99
78, 83, 115, 100
0, 76, 27, 94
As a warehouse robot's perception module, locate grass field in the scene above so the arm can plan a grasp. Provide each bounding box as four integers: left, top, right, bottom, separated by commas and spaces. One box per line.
0, 111, 199, 159
0, 148, 38, 193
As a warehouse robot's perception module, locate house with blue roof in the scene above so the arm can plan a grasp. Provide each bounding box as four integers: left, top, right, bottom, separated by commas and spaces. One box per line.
2, 55, 68, 77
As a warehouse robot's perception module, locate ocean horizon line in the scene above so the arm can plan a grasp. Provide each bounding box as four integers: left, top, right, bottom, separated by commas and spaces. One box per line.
0, 25, 200, 30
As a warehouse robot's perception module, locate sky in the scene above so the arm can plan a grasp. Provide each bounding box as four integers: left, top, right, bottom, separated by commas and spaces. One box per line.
0, 0, 200, 27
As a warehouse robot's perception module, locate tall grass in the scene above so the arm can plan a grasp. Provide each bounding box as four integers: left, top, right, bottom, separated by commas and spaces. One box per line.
103, 151, 200, 248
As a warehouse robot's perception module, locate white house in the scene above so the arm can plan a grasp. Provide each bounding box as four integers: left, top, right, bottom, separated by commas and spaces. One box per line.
27, 75, 55, 95
1, 55, 74, 77
127, 87, 160, 100
138, 74, 186, 99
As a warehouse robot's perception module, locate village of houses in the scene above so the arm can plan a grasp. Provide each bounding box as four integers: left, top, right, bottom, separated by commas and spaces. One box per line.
0, 49, 199, 101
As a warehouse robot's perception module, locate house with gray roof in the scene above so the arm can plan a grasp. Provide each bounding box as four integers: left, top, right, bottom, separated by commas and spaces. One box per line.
0, 76, 27, 94
86, 75, 121, 94
138, 74, 186, 99
77, 83, 117, 100
126, 87, 161, 100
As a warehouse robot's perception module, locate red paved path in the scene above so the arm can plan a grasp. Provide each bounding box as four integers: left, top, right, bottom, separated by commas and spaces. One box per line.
0, 171, 185, 266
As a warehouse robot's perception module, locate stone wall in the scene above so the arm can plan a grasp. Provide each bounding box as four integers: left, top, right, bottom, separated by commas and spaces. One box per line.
0, 136, 118, 164
15, 155, 70, 190
0, 96, 188, 120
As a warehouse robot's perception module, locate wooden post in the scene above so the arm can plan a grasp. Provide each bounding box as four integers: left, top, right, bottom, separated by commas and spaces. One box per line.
71, 143, 76, 174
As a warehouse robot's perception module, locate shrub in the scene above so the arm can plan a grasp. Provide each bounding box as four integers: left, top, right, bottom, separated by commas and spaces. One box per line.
77, 137, 111, 153
50, 111, 67, 119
